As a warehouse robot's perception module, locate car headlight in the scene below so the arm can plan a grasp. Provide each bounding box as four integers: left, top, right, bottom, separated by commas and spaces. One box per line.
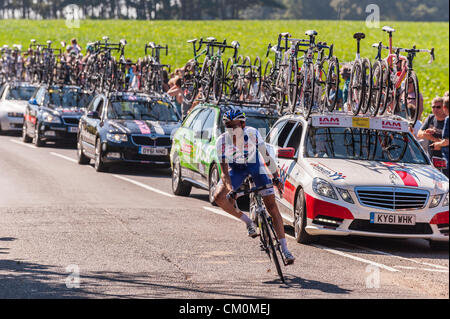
312, 178, 338, 200
430, 194, 443, 208
336, 187, 354, 204
443, 193, 449, 207
43, 112, 61, 124
106, 133, 128, 143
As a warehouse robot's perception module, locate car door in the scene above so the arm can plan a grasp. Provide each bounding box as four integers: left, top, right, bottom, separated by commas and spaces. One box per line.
277, 121, 303, 211
83, 96, 104, 152
26, 86, 45, 135
195, 108, 217, 185
177, 107, 202, 172
186, 108, 212, 179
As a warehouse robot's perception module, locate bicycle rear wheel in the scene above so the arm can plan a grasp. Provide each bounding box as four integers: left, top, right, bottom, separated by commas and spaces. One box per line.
324, 57, 340, 112
212, 59, 224, 104
401, 71, 420, 126
360, 58, 373, 114
299, 63, 315, 119
369, 60, 384, 116
260, 215, 284, 283
348, 59, 364, 115
287, 57, 298, 113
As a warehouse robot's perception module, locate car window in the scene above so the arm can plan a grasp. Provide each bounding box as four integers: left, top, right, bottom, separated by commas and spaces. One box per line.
35, 87, 46, 105
183, 108, 201, 129
269, 121, 295, 148
88, 97, 99, 112
192, 109, 212, 134
267, 120, 287, 145
96, 98, 104, 118
6, 86, 36, 101
285, 123, 303, 156
201, 109, 216, 139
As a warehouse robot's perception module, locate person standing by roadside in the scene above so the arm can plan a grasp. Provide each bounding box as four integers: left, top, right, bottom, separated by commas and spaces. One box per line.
167, 76, 184, 116
417, 97, 447, 176
430, 96, 449, 177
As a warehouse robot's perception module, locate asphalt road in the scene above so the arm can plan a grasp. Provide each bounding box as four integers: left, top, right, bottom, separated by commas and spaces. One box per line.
0, 134, 448, 299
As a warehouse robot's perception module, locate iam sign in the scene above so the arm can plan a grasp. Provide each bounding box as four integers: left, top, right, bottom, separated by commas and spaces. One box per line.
381, 120, 402, 131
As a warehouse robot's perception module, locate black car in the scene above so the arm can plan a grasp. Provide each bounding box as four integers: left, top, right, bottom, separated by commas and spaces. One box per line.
22, 84, 94, 146
76, 91, 181, 172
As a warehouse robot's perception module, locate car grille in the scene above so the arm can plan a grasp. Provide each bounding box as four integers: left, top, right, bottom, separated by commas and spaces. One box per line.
131, 135, 171, 147
355, 187, 429, 210
349, 219, 433, 235
62, 117, 80, 125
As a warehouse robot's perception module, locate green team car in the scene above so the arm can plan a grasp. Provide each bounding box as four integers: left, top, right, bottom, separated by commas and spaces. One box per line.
170, 103, 279, 204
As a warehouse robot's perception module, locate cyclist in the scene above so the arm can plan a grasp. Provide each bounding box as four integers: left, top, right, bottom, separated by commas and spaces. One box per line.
213, 109, 295, 265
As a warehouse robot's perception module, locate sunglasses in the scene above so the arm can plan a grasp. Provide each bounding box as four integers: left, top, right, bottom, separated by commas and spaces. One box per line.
226, 123, 242, 129
432, 105, 442, 109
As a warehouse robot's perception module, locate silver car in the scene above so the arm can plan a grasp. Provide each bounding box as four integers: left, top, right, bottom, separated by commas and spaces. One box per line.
0, 82, 38, 133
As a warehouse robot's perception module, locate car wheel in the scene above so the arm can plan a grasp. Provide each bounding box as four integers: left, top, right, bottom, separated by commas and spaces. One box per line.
77, 135, 90, 165
209, 164, 219, 206
94, 138, 108, 172
33, 124, 44, 147
172, 156, 192, 196
294, 189, 317, 244
22, 123, 32, 143
428, 240, 449, 251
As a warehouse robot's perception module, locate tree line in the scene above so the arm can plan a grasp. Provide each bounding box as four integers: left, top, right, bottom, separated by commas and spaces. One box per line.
0, 0, 448, 21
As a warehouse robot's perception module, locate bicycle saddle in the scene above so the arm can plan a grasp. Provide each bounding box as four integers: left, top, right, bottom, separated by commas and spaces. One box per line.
206, 37, 217, 42
30, 39, 36, 43
305, 30, 318, 36
47, 40, 52, 44
382, 26, 395, 33
102, 36, 109, 41
353, 32, 366, 40
231, 41, 240, 48
280, 32, 291, 37
372, 42, 381, 48
120, 39, 127, 46
187, 39, 197, 43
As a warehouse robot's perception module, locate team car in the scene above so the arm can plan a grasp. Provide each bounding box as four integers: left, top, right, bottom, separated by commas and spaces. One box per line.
77, 91, 181, 172
170, 102, 279, 204
22, 84, 94, 146
264, 113, 449, 249
0, 82, 37, 133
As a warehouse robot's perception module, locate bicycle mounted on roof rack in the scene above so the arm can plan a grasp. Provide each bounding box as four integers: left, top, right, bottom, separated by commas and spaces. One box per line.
139, 42, 171, 94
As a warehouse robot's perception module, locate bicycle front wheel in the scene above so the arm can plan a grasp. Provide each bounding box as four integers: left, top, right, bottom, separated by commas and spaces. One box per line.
260, 214, 284, 283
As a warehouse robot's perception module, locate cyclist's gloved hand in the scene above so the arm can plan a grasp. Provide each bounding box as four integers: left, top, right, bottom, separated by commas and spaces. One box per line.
226, 191, 237, 201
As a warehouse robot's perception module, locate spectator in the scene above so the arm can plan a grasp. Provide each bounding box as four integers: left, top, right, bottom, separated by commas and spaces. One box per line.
340, 65, 351, 110
417, 97, 446, 159
67, 38, 81, 55
162, 70, 170, 92
430, 96, 449, 177
167, 76, 183, 116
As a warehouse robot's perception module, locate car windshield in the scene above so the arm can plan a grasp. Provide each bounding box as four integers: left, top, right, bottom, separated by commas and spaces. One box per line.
305, 127, 428, 164
6, 86, 36, 101
108, 99, 179, 122
45, 87, 92, 108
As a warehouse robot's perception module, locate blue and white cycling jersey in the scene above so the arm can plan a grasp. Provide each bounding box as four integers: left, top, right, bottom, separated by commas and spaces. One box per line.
216, 126, 273, 194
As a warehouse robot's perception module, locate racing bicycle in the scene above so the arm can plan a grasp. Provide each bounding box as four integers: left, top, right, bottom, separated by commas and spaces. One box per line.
228, 178, 288, 283
372, 26, 434, 126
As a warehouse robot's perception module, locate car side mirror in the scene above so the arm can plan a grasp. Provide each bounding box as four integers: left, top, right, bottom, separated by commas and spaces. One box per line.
87, 111, 100, 119
28, 98, 38, 106
277, 147, 296, 159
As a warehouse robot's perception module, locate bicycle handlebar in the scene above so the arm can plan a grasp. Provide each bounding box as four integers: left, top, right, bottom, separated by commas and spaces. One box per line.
226, 184, 272, 200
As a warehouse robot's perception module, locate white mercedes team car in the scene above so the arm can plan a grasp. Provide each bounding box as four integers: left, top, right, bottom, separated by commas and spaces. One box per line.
0, 82, 38, 133
265, 113, 449, 249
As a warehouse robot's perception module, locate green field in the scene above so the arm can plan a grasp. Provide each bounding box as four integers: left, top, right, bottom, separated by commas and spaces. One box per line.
1, 19, 448, 116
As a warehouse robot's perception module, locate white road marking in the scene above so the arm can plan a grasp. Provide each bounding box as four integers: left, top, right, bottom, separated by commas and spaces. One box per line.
10, 139, 36, 149
203, 206, 241, 222
50, 152, 78, 163
393, 265, 449, 273
112, 175, 175, 198
312, 244, 400, 272
328, 239, 449, 270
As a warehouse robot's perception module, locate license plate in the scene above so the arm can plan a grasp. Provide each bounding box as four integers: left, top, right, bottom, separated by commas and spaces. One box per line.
370, 212, 416, 225
44, 131, 56, 137
68, 127, 78, 133
139, 147, 168, 156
